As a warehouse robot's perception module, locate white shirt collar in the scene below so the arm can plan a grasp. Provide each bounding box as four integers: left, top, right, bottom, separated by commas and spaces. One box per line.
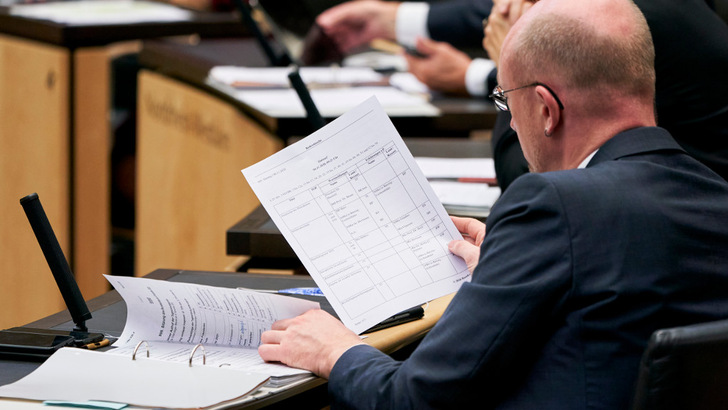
578, 149, 599, 169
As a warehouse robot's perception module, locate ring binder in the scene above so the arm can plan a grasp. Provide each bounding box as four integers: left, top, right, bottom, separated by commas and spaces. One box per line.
131, 341, 209, 367
132, 340, 149, 360
188, 343, 206, 367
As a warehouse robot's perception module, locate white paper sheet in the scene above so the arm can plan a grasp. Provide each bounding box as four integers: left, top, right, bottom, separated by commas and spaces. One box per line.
9, 0, 192, 25
342, 51, 409, 72
206, 66, 440, 118
213, 86, 440, 118
105, 275, 317, 377
415, 157, 497, 179
0, 348, 269, 409
389, 72, 431, 94
242, 97, 470, 334
209, 66, 385, 88
428, 181, 501, 208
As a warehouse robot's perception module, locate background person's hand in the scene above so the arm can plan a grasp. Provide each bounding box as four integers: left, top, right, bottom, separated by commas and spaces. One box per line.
486, 0, 535, 66
316, 0, 400, 52
494, 0, 535, 25
404, 37, 472, 95
483, 8, 509, 66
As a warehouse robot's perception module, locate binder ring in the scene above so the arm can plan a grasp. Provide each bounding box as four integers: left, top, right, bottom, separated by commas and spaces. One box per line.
189, 343, 206, 367
132, 340, 149, 360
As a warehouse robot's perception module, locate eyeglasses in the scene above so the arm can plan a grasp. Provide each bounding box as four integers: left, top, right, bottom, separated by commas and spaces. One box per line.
489, 82, 565, 112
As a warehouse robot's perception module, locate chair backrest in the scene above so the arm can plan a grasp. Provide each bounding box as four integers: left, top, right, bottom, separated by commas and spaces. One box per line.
714, 0, 728, 24
632, 319, 728, 410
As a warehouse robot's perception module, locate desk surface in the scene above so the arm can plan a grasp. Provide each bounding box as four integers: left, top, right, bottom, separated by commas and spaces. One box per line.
138, 37, 498, 138
0, 269, 451, 409
0, 6, 246, 48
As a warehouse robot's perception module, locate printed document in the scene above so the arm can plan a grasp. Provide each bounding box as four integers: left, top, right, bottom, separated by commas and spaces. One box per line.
105, 275, 317, 378
242, 97, 471, 334
0, 277, 319, 409
0, 348, 269, 409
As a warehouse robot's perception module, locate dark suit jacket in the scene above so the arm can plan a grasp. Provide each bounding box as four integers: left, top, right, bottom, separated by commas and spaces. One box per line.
490, 0, 728, 188
328, 127, 728, 409
427, 0, 494, 49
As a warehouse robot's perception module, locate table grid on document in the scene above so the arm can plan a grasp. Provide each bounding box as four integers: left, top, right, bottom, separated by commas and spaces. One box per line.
275, 142, 463, 319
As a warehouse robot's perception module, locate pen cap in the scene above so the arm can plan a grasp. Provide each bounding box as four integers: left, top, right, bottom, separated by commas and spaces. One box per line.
20, 193, 92, 330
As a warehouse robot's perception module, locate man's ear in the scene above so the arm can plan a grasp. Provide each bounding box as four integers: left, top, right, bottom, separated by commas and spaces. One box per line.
535, 85, 562, 137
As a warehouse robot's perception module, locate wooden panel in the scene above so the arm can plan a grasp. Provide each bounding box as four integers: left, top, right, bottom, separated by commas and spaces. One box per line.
136, 70, 283, 275
0, 34, 69, 329
73, 41, 140, 300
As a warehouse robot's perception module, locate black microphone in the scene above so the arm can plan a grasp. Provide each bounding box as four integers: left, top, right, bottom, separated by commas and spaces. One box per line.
231, 0, 293, 67
20, 193, 91, 332
288, 68, 326, 131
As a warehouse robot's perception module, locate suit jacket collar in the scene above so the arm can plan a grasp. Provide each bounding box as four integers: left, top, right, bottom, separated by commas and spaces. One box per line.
587, 127, 685, 167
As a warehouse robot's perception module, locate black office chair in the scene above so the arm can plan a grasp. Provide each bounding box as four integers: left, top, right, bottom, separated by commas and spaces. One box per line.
712, 0, 728, 24
632, 318, 728, 410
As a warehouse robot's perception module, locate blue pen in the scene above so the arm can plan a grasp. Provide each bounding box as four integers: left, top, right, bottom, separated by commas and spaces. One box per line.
277, 287, 325, 296
237, 287, 325, 297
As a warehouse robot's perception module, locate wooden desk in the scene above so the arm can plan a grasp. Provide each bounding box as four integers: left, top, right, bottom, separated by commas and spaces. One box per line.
0, 269, 452, 408
0, 7, 246, 329
138, 38, 499, 139
135, 38, 497, 276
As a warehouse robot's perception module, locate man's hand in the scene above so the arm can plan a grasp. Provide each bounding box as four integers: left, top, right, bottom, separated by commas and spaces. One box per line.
404, 37, 472, 95
448, 216, 486, 273
316, 0, 400, 53
259, 309, 365, 379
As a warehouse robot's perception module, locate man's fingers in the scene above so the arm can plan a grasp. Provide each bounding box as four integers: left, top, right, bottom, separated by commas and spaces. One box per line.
448, 239, 474, 256
448, 240, 480, 273
270, 317, 294, 331
258, 344, 282, 363
261, 329, 284, 344
415, 36, 439, 54
316, 2, 356, 29
451, 216, 486, 241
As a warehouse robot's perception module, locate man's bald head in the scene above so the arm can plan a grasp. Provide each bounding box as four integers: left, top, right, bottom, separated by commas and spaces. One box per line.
502, 0, 655, 102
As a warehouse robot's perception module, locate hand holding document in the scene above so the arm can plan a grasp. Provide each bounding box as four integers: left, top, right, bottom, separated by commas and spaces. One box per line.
242, 97, 471, 334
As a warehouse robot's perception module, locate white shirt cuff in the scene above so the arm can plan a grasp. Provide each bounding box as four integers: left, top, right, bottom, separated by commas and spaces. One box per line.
396, 2, 430, 47
465, 58, 496, 97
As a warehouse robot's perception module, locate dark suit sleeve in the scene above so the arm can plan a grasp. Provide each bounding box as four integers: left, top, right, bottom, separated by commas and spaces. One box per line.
328, 174, 574, 409
427, 0, 494, 48
492, 111, 530, 191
